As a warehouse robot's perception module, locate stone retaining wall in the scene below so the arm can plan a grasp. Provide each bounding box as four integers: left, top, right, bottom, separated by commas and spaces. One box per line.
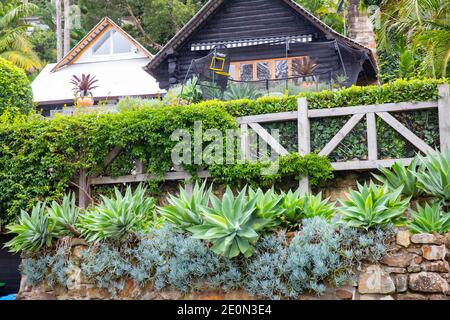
17, 231, 450, 300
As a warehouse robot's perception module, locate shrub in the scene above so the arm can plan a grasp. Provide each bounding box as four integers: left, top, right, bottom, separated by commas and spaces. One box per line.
5, 202, 56, 253
408, 203, 450, 234
416, 148, 450, 207
0, 58, 33, 115
158, 181, 211, 231
337, 182, 410, 229
372, 158, 422, 197
78, 185, 156, 242
187, 186, 270, 258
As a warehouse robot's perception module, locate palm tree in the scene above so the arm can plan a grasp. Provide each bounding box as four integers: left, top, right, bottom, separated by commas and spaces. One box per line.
0, 1, 42, 72
379, 0, 449, 78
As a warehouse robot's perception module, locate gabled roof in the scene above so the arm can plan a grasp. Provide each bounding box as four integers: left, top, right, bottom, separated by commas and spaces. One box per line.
144, 0, 378, 74
51, 17, 153, 73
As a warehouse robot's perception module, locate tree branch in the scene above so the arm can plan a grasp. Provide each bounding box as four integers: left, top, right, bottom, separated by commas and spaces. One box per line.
125, 4, 163, 51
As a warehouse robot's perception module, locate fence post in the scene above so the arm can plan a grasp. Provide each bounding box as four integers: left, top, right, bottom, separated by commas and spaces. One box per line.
240, 123, 251, 161
297, 97, 311, 193
366, 112, 378, 161
438, 84, 450, 151
135, 160, 144, 174
78, 169, 91, 209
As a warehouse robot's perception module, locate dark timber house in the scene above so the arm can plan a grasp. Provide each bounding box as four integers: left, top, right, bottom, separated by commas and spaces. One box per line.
144, 0, 378, 90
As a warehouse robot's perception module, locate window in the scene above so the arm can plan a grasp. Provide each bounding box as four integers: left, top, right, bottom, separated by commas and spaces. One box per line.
231, 56, 306, 81
92, 29, 133, 56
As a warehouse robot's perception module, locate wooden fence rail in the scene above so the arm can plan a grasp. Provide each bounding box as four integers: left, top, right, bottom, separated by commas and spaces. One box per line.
77, 84, 450, 207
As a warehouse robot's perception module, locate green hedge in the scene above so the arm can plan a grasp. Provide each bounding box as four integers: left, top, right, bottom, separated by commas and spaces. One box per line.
0, 58, 33, 115
0, 78, 447, 224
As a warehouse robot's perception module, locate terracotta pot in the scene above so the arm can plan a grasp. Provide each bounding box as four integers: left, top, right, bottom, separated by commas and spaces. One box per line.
76, 96, 94, 107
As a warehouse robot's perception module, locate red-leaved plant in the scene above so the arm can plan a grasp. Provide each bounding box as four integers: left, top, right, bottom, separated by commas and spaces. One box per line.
70, 74, 99, 98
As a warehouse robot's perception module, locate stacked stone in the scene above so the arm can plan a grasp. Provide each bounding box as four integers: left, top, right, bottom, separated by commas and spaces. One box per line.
358, 231, 450, 300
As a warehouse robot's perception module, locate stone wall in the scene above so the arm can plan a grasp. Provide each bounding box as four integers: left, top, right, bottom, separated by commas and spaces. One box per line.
17, 231, 450, 300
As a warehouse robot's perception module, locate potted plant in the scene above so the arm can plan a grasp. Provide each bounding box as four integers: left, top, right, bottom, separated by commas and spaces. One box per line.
70, 74, 99, 107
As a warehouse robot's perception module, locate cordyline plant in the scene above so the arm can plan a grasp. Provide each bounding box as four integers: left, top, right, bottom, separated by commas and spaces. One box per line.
70, 74, 99, 97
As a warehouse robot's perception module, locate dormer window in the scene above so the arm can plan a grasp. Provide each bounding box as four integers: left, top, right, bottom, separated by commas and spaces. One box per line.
92, 29, 133, 56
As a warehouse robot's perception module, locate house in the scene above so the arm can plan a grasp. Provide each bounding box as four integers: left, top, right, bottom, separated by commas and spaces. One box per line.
32, 17, 163, 117
144, 0, 378, 90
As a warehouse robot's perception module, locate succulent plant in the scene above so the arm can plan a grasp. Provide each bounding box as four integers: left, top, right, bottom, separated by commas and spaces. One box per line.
47, 193, 80, 237
408, 202, 450, 234
337, 182, 410, 229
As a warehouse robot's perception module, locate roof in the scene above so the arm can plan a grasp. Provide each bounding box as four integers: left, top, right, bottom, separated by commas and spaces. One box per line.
32, 58, 164, 104
51, 17, 153, 72
144, 0, 378, 75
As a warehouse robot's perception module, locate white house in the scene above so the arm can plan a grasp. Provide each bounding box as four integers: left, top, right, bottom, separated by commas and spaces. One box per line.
32, 17, 163, 117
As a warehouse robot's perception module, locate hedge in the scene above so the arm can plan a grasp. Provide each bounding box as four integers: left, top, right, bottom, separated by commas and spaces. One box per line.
0, 58, 33, 115
0, 78, 447, 224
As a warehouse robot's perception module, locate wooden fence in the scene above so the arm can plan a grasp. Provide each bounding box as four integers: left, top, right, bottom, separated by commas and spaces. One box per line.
77, 84, 450, 207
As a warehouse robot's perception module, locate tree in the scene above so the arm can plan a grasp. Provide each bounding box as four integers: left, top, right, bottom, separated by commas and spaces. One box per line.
378, 0, 449, 78
63, 0, 71, 54
0, 0, 42, 72
55, 0, 62, 60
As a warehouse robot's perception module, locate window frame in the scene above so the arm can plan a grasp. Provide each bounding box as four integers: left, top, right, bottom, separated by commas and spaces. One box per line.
230, 56, 307, 81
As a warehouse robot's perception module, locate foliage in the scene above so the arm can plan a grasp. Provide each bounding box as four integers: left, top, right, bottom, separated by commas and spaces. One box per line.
78, 185, 156, 242
5, 202, 56, 253
116, 97, 164, 112
0, 57, 33, 115
0, 1, 42, 72
408, 202, 450, 234
70, 74, 99, 98
158, 181, 212, 231
248, 187, 283, 231
224, 83, 263, 101
187, 186, 269, 258
377, 0, 450, 78
245, 218, 395, 299
0, 103, 236, 224
338, 182, 410, 229
372, 158, 422, 197
291, 56, 319, 76
209, 153, 334, 189
416, 148, 450, 207
279, 189, 335, 231
29, 29, 57, 64
80, 226, 240, 295
47, 193, 80, 237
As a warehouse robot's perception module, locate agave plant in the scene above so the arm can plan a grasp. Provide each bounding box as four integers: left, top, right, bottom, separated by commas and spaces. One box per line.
5, 202, 56, 253
372, 158, 422, 197
78, 184, 155, 242
279, 188, 335, 231
248, 187, 283, 230
158, 181, 212, 231
70, 74, 99, 98
337, 182, 410, 230
416, 148, 450, 207
47, 193, 80, 237
187, 186, 269, 258
224, 83, 262, 101
408, 202, 450, 234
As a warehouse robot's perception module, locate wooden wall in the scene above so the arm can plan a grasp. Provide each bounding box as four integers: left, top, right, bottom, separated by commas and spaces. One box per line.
153, 0, 370, 89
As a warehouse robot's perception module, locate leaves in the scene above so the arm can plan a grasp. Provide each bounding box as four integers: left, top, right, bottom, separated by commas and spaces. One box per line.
408, 202, 450, 234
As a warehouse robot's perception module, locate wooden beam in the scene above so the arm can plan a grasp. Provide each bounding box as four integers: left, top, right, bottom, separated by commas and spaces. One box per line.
377, 112, 435, 155
89, 171, 210, 186
236, 111, 297, 124
135, 160, 144, 174
308, 101, 437, 118
248, 122, 289, 156
78, 169, 91, 208
366, 112, 378, 161
104, 147, 123, 167
332, 158, 414, 171
438, 84, 450, 150
297, 97, 310, 193
318, 113, 365, 156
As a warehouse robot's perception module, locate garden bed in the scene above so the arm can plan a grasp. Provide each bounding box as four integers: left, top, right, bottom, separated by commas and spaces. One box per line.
16, 230, 450, 300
